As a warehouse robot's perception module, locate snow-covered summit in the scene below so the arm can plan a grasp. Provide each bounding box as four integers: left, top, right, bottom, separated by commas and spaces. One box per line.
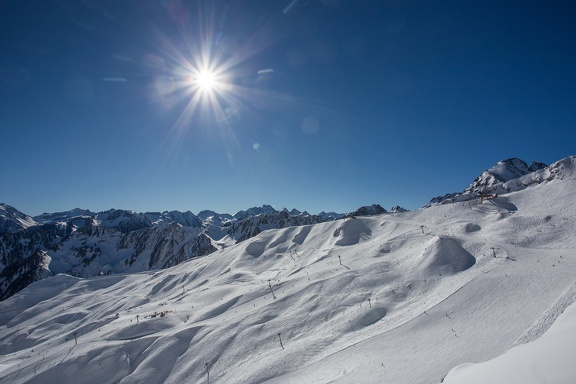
0, 203, 37, 233
391, 205, 408, 213
144, 210, 203, 228
197, 209, 234, 226
232, 204, 277, 220
95, 209, 153, 233
427, 156, 576, 206
464, 157, 547, 194
33, 208, 94, 224
318, 211, 345, 220
347, 203, 388, 217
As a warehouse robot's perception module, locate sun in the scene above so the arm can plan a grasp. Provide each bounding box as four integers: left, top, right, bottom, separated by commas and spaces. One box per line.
196, 70, 216, 92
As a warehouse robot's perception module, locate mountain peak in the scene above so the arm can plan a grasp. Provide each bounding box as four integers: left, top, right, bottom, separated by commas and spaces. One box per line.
348, 204, 388, 217
34, 208, 94, 224
464, 158, 547, 194
0, 203, 37, 233
233, 204, 277, 220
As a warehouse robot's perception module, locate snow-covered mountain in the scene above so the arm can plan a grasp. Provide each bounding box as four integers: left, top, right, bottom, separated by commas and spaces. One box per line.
347, 203, 388, 217
34, 208, 94, 224
223, 208, 326, 243
391, 205, 408, 213
0, 154, 574, 384
464, 158, 547, 194
0, 216, 217, 301
318, 210, 345, 220
143, 210, 204, 228
0, 203, 36, 233
232, 204, 278, 221
428, 157, 551, 205
0, 203, 395, 300
197, 209, 234, 226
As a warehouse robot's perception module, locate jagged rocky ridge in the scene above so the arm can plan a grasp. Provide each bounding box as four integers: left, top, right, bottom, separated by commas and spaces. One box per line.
0, 203, 397, 300
346, 204, 388, 217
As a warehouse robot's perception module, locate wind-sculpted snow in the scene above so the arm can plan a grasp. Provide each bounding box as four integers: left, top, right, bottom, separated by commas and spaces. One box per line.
332, 218, 373, 246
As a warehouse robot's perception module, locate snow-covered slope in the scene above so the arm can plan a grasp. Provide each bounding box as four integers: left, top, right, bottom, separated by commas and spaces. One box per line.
443, 295, 576, 384
0, 155, 574, 384
0, 204, 36, 233
1, 203, 391, 300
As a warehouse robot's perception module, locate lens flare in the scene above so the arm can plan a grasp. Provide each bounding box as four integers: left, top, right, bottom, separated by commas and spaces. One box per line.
146, 0, 323, 171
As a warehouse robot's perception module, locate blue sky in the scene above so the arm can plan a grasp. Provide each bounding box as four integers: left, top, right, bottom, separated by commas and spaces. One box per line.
1, 0, 575, 216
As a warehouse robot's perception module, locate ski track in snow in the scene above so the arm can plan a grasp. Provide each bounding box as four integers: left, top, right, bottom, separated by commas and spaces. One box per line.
512, 278, 576, 347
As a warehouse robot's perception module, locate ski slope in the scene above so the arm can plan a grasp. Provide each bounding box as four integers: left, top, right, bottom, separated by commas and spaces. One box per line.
1, 157, 575, 383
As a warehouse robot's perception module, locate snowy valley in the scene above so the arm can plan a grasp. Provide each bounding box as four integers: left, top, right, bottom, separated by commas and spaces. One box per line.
0, 156, 575, 383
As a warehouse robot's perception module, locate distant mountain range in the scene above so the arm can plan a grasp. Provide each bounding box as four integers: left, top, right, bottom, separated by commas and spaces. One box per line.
1, 155, 568, 301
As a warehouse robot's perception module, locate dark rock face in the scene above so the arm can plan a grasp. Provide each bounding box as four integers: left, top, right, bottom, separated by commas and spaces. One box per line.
0, 250, 51, 301
226, 209, 325, 244
0, 213, 216, 300
391, 206, 408, 213
347, 204, 388, 217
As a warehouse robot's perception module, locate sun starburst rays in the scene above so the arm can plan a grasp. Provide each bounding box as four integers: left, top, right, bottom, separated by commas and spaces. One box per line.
145, 4, 310, 173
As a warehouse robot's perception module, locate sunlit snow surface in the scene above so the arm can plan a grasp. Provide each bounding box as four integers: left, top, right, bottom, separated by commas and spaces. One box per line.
443, 296, 576, 384
1, 157, 576, 384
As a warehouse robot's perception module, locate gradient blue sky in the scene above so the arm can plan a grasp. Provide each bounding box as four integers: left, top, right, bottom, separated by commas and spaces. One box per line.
1, 0, 575, 216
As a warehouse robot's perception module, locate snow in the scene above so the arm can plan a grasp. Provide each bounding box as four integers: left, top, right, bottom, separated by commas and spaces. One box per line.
443, 294, 576, 384
0, 156, 575, 383
0, 203, 37, 232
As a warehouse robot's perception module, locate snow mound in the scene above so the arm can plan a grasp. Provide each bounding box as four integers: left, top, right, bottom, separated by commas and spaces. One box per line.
332, 218, 373, 246
244, 240, 267, 258
348, 306, 388, 330
412, 236, 476, 277
464, 223, 481, 233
